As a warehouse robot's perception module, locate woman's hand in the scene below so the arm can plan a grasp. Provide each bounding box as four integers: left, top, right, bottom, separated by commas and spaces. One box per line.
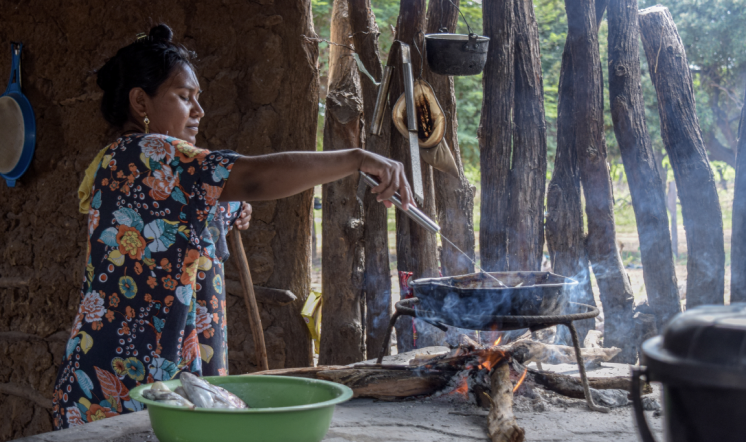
234, 203, 252, 230
358, 151, 415, 211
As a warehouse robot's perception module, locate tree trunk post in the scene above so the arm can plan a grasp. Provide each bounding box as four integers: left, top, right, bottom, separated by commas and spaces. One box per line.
546, 1, 608, 346
319, 0, 366, 365
387, 0, 442, 351
667, 181, 678, 259
608, 0, 680, 330
507, 0, 547, 271
422, 0, 476, 278
731, 88, 746, 303
348, 0, 394, 358
566, 0, 637, 362
480, 0, 514, 272
639, 6, 725, 308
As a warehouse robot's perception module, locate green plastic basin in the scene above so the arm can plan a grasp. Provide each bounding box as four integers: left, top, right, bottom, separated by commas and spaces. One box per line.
130, 375, 353, 442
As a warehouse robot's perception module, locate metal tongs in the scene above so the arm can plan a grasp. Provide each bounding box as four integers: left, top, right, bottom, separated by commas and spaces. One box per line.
358, 171, 440, 234
369, 42, 424, 206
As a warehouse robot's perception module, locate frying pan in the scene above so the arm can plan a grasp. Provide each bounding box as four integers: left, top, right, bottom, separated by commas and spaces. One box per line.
0, 42, 36, 187
409, 271, 576, 330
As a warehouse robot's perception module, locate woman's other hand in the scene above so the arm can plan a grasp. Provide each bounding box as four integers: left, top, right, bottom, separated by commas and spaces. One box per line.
235, 203, 252, 230
359, 151, 415, 211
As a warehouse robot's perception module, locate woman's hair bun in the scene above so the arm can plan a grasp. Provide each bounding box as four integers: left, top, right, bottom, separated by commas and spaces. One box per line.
149, 24, 173, 43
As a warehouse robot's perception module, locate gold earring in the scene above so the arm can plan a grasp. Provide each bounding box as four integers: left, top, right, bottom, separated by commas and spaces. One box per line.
144, 115, 150, 134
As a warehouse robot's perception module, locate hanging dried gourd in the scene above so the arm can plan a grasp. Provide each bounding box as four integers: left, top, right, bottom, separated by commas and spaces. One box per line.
392, 79, 459, 178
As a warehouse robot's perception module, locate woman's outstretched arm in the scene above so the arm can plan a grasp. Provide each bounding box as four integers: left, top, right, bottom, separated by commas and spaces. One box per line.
220, 148, 414, 209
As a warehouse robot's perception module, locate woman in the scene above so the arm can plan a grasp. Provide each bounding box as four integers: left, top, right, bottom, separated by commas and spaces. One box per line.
53, 24, 412, 429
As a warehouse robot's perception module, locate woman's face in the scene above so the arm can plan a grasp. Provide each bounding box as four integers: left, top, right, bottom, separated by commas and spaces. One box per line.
129, 64, 204, 144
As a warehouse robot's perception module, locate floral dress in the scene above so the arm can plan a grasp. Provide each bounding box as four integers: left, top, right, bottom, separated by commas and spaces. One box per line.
52, 134, 242, 429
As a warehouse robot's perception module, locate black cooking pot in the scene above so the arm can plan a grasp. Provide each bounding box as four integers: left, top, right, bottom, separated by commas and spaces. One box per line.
409, 272, 575, 331
424, 33, 489, 76
632, 304, 746, 442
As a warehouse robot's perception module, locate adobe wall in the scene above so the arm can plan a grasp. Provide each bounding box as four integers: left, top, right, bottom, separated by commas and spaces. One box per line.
0, 1, 318, 438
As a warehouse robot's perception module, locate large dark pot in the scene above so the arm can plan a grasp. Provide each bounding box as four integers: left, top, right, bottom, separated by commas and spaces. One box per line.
632, 304, 746, 442
424, 33, 489, 76
409, 272, 575, 331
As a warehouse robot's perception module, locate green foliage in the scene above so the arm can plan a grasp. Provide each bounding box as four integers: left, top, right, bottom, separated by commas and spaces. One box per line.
311, 0, 746, 177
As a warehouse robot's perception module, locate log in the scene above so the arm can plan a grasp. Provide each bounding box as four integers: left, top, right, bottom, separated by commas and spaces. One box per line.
225, 279, 297, 306
488, 362, 525, 442
422, 0, 476, 277
507, 0, 547, 271
546, 1, 607, 345
247, 365, 347, 378
319, 0, 366, 365
566, 0, 637, 363
507, 340, 621, 365
608, 0, 680, 330
480, 0, 514, 272
388, 0, 441, 352
0, 383, 52, 409
732, 86, 746, 302
317, 368, 451, 399
348, 0, 394, 359
639, 6, 725, 308
528, 369, 652, 399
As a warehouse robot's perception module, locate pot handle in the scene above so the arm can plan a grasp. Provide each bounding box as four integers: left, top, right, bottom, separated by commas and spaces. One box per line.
631, 366, 658, 442
6, 42, 23, 94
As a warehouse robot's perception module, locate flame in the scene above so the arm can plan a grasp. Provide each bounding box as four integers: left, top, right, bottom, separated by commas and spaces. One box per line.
513, 368, 527, 393
449, 376, 469, 398
493, 335, 502, 347
478, 350, 504, 371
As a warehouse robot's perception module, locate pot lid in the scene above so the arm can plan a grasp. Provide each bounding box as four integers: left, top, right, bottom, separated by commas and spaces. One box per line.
641, 304, 746, 389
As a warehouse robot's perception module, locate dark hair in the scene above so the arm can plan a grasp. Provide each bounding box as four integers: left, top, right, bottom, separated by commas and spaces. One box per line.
96, 24, 196, 127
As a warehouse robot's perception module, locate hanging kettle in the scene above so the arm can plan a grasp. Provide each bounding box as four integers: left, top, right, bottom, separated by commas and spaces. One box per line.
424, 0, 489, 76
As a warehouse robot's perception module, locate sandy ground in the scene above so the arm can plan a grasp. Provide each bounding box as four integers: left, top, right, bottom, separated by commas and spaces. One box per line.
20, 350, 663, 442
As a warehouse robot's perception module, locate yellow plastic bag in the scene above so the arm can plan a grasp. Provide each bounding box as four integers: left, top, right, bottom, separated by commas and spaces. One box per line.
302, 290, 322, 354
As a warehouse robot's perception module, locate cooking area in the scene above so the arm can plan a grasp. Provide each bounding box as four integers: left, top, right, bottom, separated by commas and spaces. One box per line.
1, 0, 745, 442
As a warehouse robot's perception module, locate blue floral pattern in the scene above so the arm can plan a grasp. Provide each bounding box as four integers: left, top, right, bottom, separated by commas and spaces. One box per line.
52, 134, 240, 429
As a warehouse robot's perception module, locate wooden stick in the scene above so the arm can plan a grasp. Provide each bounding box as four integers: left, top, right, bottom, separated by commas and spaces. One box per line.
317, 368, 451, 399
488, 362, 525, 442
229, 230, 269, 371
224, 279, 297, 307
528, 369, 652, 399
0, 277, 30, 288
0, 383, 52, 409
507, 340, 621, 365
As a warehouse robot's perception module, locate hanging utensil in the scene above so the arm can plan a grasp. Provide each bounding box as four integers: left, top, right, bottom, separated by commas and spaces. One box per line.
0, 42, 36, 187
424, 0, 489, 76
400, 43, 425, 206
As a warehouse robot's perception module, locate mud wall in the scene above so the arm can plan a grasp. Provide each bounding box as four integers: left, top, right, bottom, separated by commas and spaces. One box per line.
0, 1, 318, 439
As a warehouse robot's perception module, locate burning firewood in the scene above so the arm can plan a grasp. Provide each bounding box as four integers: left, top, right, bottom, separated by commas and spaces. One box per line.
507, 340, 621, 365
488, 361, 526, 442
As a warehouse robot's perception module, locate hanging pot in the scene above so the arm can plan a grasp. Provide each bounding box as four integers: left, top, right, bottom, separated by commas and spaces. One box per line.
0, 42, 36, 188
425, 32, 489, 76
391, 79, 459, 178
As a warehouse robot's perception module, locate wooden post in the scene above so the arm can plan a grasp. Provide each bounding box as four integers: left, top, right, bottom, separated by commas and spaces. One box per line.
480, 0, 514, 273
387, 0, 441, 352
730, 88, 746, 302
422, 0, 476, 278
639, 6, 725, 308
229, 231, 269, 371
319, 0, 366, 365
546, 1, 608, 345
566, 0, 637, 362
608, 0, 680, 330
348, 0, 394, 358
507, 0, 547, 271
667, 181, 679, 259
